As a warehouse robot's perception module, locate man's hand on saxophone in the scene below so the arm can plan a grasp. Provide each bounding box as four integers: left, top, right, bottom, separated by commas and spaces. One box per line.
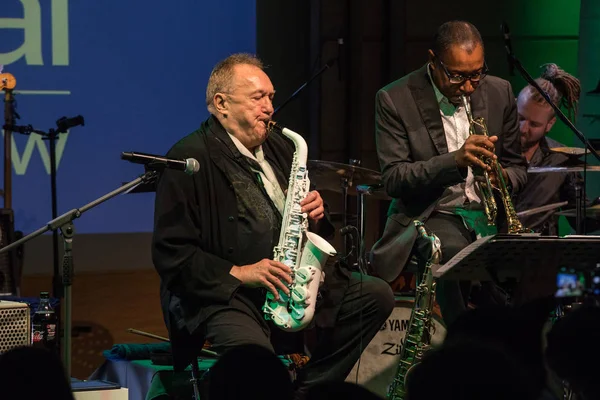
300, 190, 325, 222
454, 135, 498, 171
230, 259, 293, 301
300, 190, 325, 233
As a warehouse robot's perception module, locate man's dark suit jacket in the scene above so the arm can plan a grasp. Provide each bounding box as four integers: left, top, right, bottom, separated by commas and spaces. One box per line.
152, 116, 347, 369
370, 64, 527, 282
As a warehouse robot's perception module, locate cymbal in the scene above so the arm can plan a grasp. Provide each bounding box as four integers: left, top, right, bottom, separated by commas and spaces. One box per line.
556, 205, 600, 218
307, 160, 389, 199
516, 201, 568, 218
528, 165, 600, 173
549, 147, 590, 157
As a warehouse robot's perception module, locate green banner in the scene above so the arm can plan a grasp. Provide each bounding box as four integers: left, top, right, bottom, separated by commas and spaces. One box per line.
577, 0, 600, 202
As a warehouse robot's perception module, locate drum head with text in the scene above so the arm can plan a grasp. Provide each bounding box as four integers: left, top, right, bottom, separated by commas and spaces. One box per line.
345, 299, 446, 397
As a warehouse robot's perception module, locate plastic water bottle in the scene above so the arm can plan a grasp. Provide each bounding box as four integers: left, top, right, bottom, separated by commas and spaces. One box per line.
31, 291, 58, 352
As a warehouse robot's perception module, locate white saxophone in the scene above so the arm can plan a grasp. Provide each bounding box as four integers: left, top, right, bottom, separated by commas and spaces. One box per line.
262, 121, 337, 332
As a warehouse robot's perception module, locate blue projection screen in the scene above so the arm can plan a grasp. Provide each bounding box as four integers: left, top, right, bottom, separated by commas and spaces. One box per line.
1, 0, 256, 233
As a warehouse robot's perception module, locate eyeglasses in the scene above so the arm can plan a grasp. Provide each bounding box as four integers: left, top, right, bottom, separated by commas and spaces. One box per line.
434, 55, 489, 84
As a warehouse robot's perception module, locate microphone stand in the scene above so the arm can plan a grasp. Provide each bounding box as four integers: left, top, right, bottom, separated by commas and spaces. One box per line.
503, 25, 600, 234
273, 58, 336, 117
0, 169, 158, 378
4, 119, 83, 299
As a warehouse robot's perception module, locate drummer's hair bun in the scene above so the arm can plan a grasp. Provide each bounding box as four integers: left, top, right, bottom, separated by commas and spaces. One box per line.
526, 63, 581, 121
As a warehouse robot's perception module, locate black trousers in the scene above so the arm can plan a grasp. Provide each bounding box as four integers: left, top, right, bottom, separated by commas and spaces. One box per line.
425, 212, 507, 328
201, 273, 395, 398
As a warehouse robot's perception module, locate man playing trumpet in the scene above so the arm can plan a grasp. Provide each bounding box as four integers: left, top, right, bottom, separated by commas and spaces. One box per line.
372, 21, 528, 327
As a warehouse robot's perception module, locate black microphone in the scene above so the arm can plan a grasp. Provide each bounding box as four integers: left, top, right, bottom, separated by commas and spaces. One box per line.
56, 115, 84, 133
501, 22, 515, 76
337, 37, 344, 81
121, 151, 200, 175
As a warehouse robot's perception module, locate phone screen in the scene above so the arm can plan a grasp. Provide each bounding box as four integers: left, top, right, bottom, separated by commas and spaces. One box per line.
555, 268, 586, 298
591, 269, 600, 297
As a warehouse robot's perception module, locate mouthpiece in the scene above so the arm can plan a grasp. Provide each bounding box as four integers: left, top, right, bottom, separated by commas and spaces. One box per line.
460, 94, 472, 115
267, 120, 283, 133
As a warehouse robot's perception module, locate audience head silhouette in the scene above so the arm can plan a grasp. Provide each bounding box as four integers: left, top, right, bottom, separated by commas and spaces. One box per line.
207, 343, 293, 400
405, 341, 538, 400
546, 304, 600, 400
0, 346, 74, 400
305, 381, 383, 400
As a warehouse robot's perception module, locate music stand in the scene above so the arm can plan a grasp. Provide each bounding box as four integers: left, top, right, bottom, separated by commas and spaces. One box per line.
433, 234, 600, 304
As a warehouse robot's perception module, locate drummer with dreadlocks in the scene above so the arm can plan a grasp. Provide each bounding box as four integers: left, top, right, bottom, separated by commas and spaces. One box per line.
514, 63, 598, 235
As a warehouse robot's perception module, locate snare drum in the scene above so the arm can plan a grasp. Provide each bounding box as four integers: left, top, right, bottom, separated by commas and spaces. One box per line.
345, 297, 446, 397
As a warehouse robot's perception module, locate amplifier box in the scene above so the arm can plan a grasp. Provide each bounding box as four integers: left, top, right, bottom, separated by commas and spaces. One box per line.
0, 300, 30, 354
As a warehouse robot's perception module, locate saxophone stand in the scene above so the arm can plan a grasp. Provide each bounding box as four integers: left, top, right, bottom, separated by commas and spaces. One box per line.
503, 22, 600, 234
0, 169, 158, 379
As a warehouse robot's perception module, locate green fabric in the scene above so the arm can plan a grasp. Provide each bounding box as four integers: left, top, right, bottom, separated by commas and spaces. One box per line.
131, 359, 211, 400
133, 357, 294, 400
454, 208, 498, 238
103, 343, 172, 361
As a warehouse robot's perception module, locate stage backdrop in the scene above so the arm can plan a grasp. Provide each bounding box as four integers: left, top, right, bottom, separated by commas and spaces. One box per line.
577, 0, 600, 202
1, 0, 256, 234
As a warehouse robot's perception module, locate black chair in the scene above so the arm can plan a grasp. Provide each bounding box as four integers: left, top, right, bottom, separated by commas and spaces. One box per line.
160, 287, 214, 400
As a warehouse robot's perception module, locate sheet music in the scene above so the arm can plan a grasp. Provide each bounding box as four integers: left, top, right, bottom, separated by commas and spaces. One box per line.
435, 234, 495, 276
564, 235, 600, 239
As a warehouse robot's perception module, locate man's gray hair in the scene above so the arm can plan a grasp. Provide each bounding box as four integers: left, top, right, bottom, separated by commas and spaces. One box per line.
206, 53, 264, 113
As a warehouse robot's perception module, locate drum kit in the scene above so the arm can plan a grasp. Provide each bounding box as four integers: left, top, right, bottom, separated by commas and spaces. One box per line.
525, 146, 600, 225
307, 161, 441, 397
310, 147, 600, 397
307, 159, 390, 271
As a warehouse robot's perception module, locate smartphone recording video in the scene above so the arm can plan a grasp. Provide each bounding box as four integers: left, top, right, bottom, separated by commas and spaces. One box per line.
555, 268, 585, 298
591, 268, 600, 297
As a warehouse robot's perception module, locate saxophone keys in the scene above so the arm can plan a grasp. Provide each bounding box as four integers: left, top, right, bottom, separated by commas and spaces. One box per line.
294, 266, 314, 284
290, 304, 305, 320
291, 285, 308, 303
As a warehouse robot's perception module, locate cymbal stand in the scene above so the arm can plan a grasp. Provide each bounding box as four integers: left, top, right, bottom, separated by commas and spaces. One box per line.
340, 176, 350, 257
341, 159, 360, 259
356, 185, 370, 275
576, 181, 583, 234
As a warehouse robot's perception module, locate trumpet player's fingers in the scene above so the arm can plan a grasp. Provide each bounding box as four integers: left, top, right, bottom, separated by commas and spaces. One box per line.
466, 153, 491, 171
471, 146, 497, 162
270, 260, 293, 284
470, 136, 498, 155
